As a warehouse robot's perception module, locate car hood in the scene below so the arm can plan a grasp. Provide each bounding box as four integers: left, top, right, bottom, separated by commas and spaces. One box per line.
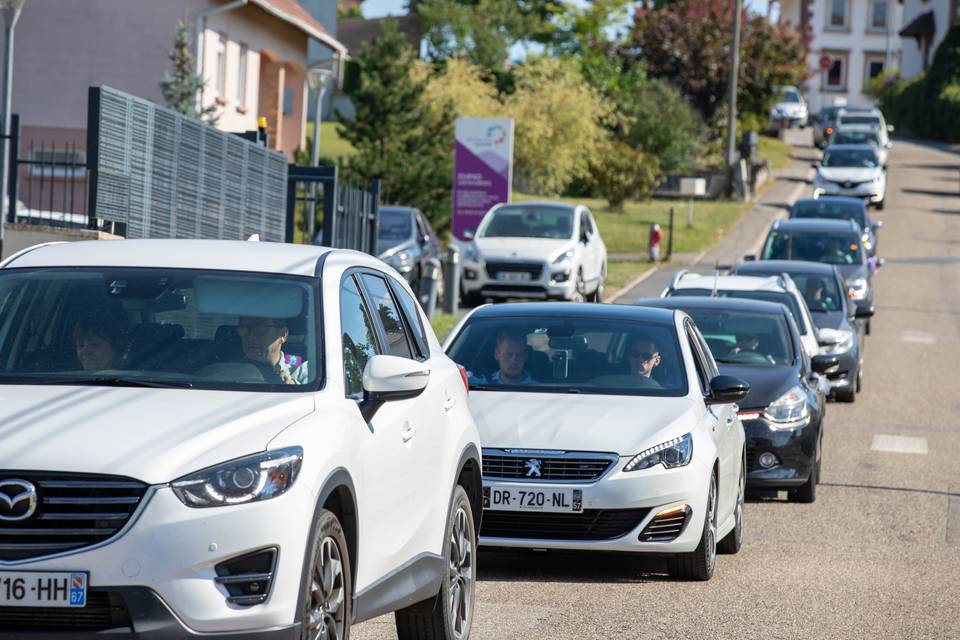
378, 240, 415, 261
715, 364, 796, 410
838, 264, 869, 281
774, 102, 806, 114
817, 167, 882, 182
468, 391, 698, 456
808, 309, 850, 332
0, 386, 315, 484
475, 237, 574, 262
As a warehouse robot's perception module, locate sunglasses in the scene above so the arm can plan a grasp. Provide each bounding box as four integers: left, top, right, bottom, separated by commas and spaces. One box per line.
629, 351, 656, 360
238, 322, 280, 335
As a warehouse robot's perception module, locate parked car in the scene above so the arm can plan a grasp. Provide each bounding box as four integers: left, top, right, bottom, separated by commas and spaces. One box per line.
812, 144, 887, 209
377, 206, 444, 307
769, 86, 808, 129
0, 240, 482, 640
635, 298, 834, 502
812, 105, 844, 149
789, 196, 882, 257
835, 107, 894, 136
760, 218, 880, 334
460, 202, 607, 305
829, 125, 891, 165
444, 303, 749, 581
730, 260, 874, 402
661, 272, 821, 359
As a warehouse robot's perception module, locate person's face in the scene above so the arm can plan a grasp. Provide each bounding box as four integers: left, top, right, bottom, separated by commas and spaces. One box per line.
737, 335, 760, 351
239, 317, 288, 365
494, 338, 528, 380
627, 341, 660, 377
75, 335, 116, 371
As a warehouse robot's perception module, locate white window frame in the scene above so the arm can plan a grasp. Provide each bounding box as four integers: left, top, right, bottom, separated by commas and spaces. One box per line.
822, 50, 849, 92
863, 53, 887, 86
826, 0, 850, 30
214, 33, 227, 97
236, 43, 248, 106
868, 0, 889, 31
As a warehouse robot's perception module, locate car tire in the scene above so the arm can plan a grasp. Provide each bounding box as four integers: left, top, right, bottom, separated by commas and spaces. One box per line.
301, 509, 352, 640
667, 473, 717, 581
835, 385, 855, 403
395, 486, 476, 640
718, 454, 745, 555
590, 268, 606, 303
789, 463, 818, 503
856, 366, 863, 393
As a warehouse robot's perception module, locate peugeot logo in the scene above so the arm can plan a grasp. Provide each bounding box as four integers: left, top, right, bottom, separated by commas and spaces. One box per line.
0, 479, 37, 522
524, 459, 542, 478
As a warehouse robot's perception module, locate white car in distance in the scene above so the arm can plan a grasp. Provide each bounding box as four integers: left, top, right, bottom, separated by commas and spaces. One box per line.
0, 240, 481, 640
812, 144, 887, 209
460, 202, 607, 305
445, 303, 749, 581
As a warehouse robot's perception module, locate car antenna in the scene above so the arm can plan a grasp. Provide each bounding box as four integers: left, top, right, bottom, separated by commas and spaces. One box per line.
712, 261, 720, 297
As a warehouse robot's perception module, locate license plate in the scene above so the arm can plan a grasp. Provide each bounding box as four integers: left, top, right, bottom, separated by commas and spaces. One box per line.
0, 571, 87, 608
496, 272, 531, 282
483, 484, 583, 513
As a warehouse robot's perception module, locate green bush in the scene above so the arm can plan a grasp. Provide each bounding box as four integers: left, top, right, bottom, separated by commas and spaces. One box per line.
588, 140, 661, 212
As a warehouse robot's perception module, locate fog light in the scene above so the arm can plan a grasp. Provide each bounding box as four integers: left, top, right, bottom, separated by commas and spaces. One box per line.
551, 270, 570, 283
464, 268, 477, 280
758, 452, 778, 469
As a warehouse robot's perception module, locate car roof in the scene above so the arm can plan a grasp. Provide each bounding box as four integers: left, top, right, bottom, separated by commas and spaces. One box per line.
671, 273, 789, 293
732, 260, 840, 277
494, 201, 579, 212
379, 206, 415, 214
467, 301, 677, 325
635, 296, 792, 316
792, 196, 867, 209
772, 218, 860, 233
0, 239, 362, 277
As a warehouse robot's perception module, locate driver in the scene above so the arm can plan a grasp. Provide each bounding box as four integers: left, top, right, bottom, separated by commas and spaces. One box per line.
727, 334, 761, 356
472, 330, 533, 385
804, 278, 828, 311
238, 316, 308, 384
625, 336, 661, 378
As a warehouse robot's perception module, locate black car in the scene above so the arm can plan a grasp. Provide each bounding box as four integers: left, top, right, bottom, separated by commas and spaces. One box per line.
730, 260, 874, 402
759, 218, 879, 334
790, 197, 882, 257
812, 106, 842, 149
376, 206, 444, 305
636, 297, 836, 503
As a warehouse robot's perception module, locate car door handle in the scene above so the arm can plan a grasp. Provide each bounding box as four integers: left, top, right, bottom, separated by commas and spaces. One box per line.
401, 422, 416, 443
443, 394, 456, 412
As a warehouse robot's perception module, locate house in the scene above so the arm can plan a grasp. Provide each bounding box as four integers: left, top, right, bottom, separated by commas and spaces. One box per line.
5, 0, 345, 217
899, 0, 960, 78
779, 0, 903, 111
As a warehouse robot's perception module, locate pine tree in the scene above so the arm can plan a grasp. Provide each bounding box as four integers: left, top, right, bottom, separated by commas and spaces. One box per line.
337, 19, 455, 232
160, 21, 219, 124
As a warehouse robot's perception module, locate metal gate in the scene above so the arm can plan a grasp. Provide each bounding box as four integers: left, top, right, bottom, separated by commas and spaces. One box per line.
286, 164, 380, 254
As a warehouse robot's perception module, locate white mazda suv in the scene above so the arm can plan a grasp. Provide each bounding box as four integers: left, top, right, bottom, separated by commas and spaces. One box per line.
444, 303, 748, 581
0, 240, 481, 640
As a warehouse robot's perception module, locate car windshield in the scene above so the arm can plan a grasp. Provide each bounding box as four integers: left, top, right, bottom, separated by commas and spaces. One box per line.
377, 209, 412, 253
781, 89, 801, 103
822, 148, 878, 168
763, 231, 863, 265
792, 201, 867, 228
0, 268, 319, 390
684, 309, 793, 366
839, 115, 881, 127
445, 316, 688, 396
480, 206, 575, 240
832, 130, 880, 146
666, 289, 807, 335
731, 272, 844, 312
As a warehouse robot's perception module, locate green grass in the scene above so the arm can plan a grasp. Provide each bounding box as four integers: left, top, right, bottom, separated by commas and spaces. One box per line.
305, 121, 356, 162
603, 261, 654, 300
758, 135, 793, 170
430, 313, 461, 342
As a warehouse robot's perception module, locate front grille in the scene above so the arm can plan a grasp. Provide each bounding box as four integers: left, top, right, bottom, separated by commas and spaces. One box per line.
485, 261, 544, 280
483, 452, 615, 482
481, 508, 650, 541
0, 590, 131, 630
0, 472, 148, 562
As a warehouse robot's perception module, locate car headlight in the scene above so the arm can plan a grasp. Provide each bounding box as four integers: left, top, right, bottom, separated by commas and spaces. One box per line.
552, 249, 575, 265
171, 447, 303, 508
623, 433, 693, 472
762, 386, 810, 429
388, 251, 413, 271
847, 278, 868, 300
462, 243, 479, 262
818, 328, 855, 354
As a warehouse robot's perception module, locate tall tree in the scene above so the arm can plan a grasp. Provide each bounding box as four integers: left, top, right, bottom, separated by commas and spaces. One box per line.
160, 21, 218, 123
338, 20, 456, 231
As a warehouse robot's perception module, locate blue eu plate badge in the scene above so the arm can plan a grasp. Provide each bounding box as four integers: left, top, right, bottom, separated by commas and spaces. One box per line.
69, 573, 87, 607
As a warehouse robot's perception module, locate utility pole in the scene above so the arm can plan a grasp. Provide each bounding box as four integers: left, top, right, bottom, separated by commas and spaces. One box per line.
0, 0, 25, 261
725, 0, 744, 195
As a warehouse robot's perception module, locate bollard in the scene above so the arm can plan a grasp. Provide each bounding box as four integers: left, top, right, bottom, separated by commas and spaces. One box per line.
420, 257, 442, 320
443, 245, 460, 315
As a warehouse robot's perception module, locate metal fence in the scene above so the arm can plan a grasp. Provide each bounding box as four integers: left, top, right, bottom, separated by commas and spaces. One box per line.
287, 164, 380, 254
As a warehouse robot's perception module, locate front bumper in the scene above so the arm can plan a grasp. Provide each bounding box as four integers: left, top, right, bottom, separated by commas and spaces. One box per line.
814, 185, 883, 203
461, 259, 577, 301
742, 416, 818, 488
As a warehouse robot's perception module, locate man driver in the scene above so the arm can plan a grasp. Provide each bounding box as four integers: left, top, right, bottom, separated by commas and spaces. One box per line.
472, 330, 534, 385
238, 316, 308, 384
626, 336, 661, 378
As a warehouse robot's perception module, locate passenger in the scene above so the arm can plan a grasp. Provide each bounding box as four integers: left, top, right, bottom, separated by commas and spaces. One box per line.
727, 334, 761, 356
237, 316, 308, 384
472, 330, 534, 385
73, 310, 130, 371
805, 278, 828, 311
625, 336, 661, 378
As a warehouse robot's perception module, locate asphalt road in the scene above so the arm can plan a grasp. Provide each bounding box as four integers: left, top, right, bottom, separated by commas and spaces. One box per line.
354, 137, 960, 640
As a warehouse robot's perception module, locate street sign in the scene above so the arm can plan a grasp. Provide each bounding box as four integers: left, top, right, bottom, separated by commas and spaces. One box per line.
819, 54, 833, 71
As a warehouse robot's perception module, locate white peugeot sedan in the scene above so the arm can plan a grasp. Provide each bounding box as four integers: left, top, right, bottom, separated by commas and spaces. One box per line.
0, 240, 481, 640
812, 144, 887, 209
459, 202, 607, 305
444, 303, 748, 581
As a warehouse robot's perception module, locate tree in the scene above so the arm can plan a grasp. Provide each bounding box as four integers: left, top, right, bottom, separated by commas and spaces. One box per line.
337, 20, 456, 231
415, 58, 503, 120
589, 139, 660, 211
624, 78, 704, 173
160, 21, 218, 123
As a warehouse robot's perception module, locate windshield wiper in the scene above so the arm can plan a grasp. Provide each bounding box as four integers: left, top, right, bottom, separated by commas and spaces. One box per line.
15, 376, 193, 389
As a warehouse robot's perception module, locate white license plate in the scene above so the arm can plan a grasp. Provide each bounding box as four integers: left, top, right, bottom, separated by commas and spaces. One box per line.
0, 571, 87, 608
483, 484, 583, 513
496, 272, 531, 282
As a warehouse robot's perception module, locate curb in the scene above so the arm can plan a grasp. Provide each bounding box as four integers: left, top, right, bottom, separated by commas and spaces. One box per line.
608, 266, 658, 303
743, 174, 811, 259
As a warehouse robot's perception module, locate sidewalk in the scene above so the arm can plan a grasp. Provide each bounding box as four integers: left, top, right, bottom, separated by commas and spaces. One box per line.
611, 129, 816, 302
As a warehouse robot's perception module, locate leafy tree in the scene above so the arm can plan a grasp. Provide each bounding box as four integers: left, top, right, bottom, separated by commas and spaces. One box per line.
160, 21, 218, 123
624, 78, 704, 173
337, 20, 456, 232
415, 58, 503, 119
589, 139, 660, 211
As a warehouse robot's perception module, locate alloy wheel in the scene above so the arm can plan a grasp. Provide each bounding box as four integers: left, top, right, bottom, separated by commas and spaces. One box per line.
307, 537, 346, 640
448, 506, 474, 639
705, 476, 718, 574
572, 271, 586, 303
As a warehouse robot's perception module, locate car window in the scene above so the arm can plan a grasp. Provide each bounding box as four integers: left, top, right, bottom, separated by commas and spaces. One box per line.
388, 277, 430, 359
377, 209, 412, 254
360, 273, 414, 359
731, 270, 845, 313
822, 148, 878, 168
684, 322, 710, 394
792, 201, 867, 229
415, 213, 429, 241
762, 231, 863, 266
480, 205, 574, 240
685, 309, 794, 367
580, 211, 594, 236
340, 275, 381, 397
667, 288, 808, 336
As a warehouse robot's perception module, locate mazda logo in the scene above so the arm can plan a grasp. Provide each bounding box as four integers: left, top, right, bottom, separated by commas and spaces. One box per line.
524, 459, 542, 478
0, 479, 37, 522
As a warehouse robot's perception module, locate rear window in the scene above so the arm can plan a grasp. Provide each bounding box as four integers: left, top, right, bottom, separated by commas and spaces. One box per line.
685, 309, 794, 366
792, 201, 866, 228
667, 288, 807, 335
838, 115, 881, 127
446, 316, 688, 397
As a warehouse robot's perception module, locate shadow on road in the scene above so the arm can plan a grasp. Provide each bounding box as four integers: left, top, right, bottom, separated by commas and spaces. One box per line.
902, 188, 960, 198
933, 209, 960, 216
477, 549, 673, 584
819, 481, 960, 498
903, 163, 960, 171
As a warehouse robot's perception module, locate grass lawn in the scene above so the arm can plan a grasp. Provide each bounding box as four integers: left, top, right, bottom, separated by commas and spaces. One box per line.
604, 261, 654, 299
305, 121, 356, 163
758, 135, 793, 170
430, 313, 462, 342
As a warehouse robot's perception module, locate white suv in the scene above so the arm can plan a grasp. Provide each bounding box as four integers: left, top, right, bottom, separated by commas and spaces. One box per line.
0, 240, 481, 640
460, 202, 607, 305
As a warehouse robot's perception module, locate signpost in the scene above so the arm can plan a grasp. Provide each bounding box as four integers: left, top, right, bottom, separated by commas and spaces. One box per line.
680, 177, 706, 227
451, 117, 514, 241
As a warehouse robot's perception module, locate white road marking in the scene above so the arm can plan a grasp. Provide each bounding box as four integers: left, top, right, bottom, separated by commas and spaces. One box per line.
901, 330, 936, 344
871, 434, 929, 454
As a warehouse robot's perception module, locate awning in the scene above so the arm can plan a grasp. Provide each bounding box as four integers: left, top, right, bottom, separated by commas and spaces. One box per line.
899, 10, 935, 40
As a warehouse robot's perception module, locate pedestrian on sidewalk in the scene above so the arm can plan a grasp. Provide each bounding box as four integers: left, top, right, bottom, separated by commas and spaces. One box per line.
648, 223, 664, 263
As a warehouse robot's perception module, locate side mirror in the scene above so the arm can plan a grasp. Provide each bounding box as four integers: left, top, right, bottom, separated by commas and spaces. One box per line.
877, 257, 885, 268
419, 233, 430, 246
743, 254, 756, 262
706, 375, 750, 405
854, 305, 875, 319
885, 142, 893, 149
817, 328, 842, 346
463, 229, 475, 241
358, 355, 430, 421
872, 219, 883, 230
811, 354, 840, 375
580, 231, 589, 245
887, 124, 895, 133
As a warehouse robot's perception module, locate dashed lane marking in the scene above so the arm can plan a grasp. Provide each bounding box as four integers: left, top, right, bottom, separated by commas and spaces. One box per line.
871, 434, 929, 455
900, 330, 937, 344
